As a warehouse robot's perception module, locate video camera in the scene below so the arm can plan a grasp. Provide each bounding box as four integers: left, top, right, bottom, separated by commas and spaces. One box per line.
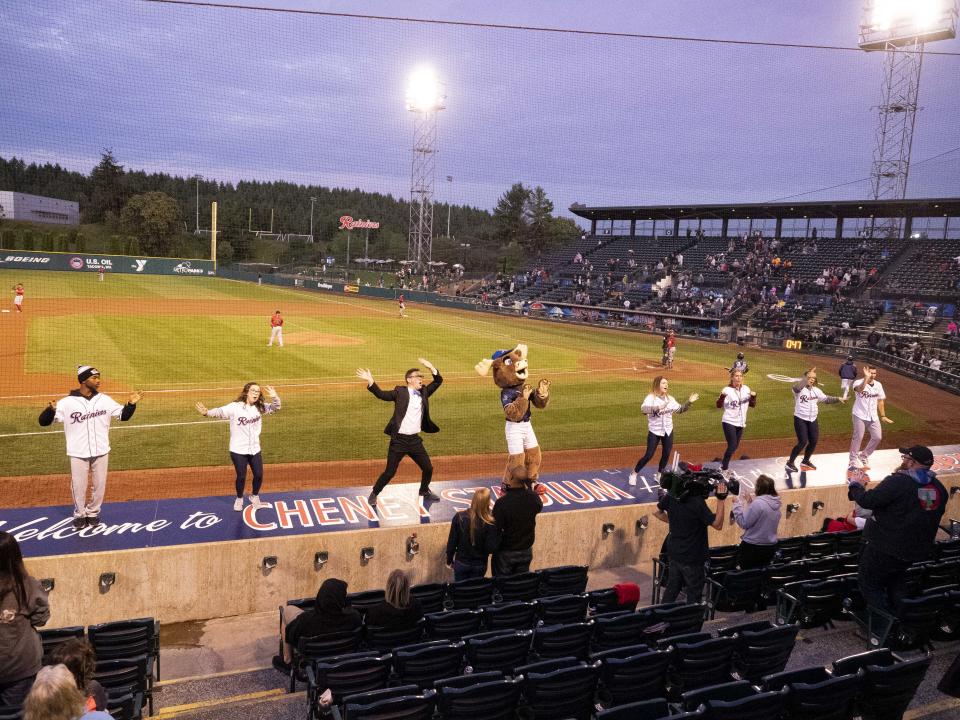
659, 461, 739, 500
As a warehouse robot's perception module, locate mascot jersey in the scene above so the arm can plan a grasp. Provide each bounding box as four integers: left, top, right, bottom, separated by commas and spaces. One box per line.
501, 386, 532, 422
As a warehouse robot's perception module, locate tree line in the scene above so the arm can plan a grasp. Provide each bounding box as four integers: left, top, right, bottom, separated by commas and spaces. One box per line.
0, 153, 580, 271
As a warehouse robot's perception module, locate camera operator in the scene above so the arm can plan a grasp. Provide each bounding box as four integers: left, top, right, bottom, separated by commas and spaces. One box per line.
654, 471, 728, 603
847, 445, 946, 614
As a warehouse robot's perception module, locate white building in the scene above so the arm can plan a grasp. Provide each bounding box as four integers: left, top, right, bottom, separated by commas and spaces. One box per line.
0, 191, 80, 225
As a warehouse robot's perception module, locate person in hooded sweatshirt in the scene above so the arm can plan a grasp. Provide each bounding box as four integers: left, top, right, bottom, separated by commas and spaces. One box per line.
731, 474, 782, 568
272, 578, 362, 673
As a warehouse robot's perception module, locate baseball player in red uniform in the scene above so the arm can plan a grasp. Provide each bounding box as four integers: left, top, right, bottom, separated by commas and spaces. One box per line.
268, 310, 284, 347
13, 283, 24, 313
38, 366, 143, 529
398, 294, 406, 318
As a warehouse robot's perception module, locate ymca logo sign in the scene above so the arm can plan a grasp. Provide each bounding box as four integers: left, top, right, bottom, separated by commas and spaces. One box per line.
132, 260, 148, 272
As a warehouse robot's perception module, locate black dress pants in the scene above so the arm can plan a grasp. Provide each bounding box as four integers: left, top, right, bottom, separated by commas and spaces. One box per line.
373, 433, 433, 494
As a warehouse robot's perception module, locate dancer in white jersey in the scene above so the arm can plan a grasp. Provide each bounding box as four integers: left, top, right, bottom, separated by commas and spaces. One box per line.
848, 364, 892, 470
785, 367, 844, 473
196, 382, 281, 510
628, 376, 698, 485
37, 366, 142, 529
716, 369, 756, 473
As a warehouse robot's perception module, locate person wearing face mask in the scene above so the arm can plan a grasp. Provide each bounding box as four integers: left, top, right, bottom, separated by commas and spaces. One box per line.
847, 445, 946, 614
628, 376, 698, 486
785, 367, 844, 473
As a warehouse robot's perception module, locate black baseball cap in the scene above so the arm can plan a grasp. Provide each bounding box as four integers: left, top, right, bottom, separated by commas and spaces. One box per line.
899, 445, 934, 466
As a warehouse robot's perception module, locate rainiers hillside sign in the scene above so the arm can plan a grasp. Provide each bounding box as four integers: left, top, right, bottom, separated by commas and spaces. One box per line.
338, 216, 380, 230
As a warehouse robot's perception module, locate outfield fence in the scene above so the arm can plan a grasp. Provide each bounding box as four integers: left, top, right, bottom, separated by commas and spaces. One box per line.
0, 249, 216, 276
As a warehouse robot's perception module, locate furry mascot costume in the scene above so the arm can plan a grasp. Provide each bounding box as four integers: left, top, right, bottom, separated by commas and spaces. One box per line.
475, 344, 551, 485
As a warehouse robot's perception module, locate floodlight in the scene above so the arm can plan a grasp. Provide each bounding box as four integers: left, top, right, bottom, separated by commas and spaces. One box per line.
406, 66, 446, 113
859, 0, 957, 50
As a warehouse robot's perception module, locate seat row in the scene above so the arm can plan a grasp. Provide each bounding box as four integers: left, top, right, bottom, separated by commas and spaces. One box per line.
308, 619, 801, 720
288, 567, 590, 617
286, 599, 706, 691
1, 618, 161, 720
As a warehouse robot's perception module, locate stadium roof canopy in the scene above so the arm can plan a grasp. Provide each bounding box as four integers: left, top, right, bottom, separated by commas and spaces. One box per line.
568, 197, 960, 222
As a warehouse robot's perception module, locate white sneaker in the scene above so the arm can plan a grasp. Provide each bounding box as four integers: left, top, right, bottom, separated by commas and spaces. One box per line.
251, 495, 262, 508
628, 472, 637, 486
233, 497, 244, 511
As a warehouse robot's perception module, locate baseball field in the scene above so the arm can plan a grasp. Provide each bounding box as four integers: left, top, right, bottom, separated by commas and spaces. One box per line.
2, 268, 959, 508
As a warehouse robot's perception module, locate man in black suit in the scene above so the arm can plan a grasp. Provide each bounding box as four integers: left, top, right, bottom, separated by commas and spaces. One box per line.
356, 358, 442, 506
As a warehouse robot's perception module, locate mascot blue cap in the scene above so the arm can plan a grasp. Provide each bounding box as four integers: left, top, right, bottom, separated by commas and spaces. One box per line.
491, 349, 510, 360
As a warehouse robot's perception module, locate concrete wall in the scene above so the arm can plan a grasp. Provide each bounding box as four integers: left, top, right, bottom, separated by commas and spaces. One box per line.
25, 476, 960, 627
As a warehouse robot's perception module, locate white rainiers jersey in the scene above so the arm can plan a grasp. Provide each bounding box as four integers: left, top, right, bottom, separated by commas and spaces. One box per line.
53, 393, 125, 458
721, 385, 752, 427
793, 385, 829, 422
641, 393, 682, 437
851, 379, 885, 422
207, 397, 281, 455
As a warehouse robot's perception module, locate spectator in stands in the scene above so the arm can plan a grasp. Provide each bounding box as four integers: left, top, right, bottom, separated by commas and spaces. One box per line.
946, 319, 958, 338
732, 474, 781, 568
492, 466, 543, 576
0, 531, 49, 707
50, 638, 108, 714
848, 445, 947, 614
365, 570, 423, 630
446, 488, 499, 580
272, 578, 362, 673
22, 664, 111, 720
654, 475, 728, 603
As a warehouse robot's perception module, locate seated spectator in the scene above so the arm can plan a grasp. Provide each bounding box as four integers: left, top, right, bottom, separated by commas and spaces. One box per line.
0, 531, 50, 707
447, 488, 499, 581
272, 578, 362, 673
23, 664, 111, 720
365, 569, 423, 630
731, 474, 782, 568
50, 638, 108, 713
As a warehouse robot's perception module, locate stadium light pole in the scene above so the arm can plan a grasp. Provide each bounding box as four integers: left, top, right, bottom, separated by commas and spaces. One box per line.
858, 0, 958, 237
406, 66, 446, 272
309, 196, 318, 242
446, 175, 453, 238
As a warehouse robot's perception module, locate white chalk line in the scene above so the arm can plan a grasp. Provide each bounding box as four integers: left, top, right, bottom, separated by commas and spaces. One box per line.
0, 366, 640, 403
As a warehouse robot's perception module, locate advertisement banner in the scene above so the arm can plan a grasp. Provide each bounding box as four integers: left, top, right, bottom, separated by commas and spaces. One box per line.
0, 250, 216, 276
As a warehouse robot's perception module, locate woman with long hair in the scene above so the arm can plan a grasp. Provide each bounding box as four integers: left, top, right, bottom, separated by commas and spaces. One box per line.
0, 531, 50, 707
786, 366, 844, 473
629, 376, 698, 485
716, 369, 756, 474
732, 474, 782, 568
446, 488, 500, 581
23, 664, 111, 720
364, 569, 424, 630
196, 382, 281, 511
50, 638, 108, 713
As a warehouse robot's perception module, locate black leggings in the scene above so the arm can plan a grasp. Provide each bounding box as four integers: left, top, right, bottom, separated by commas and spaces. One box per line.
230, 451, 264, 497
789, 416, 820, 465
634, 431, 674, 473
721, 422, 744, 470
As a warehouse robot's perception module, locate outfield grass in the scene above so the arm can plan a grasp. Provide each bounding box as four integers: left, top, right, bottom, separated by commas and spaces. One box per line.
0, 269, 924, 476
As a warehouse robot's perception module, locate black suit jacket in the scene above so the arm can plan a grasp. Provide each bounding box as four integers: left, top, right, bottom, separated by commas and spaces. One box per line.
368, 372, 443, 436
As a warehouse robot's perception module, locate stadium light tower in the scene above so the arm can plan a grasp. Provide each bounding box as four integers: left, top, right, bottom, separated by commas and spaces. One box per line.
406, 66, 446, 272
859, 0, 958, 236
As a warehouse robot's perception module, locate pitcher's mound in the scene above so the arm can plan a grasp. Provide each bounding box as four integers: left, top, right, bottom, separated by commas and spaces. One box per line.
283, 332, 363, 347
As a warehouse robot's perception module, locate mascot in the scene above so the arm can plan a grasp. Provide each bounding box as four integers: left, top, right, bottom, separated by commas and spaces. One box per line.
475, 344, 551, 485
